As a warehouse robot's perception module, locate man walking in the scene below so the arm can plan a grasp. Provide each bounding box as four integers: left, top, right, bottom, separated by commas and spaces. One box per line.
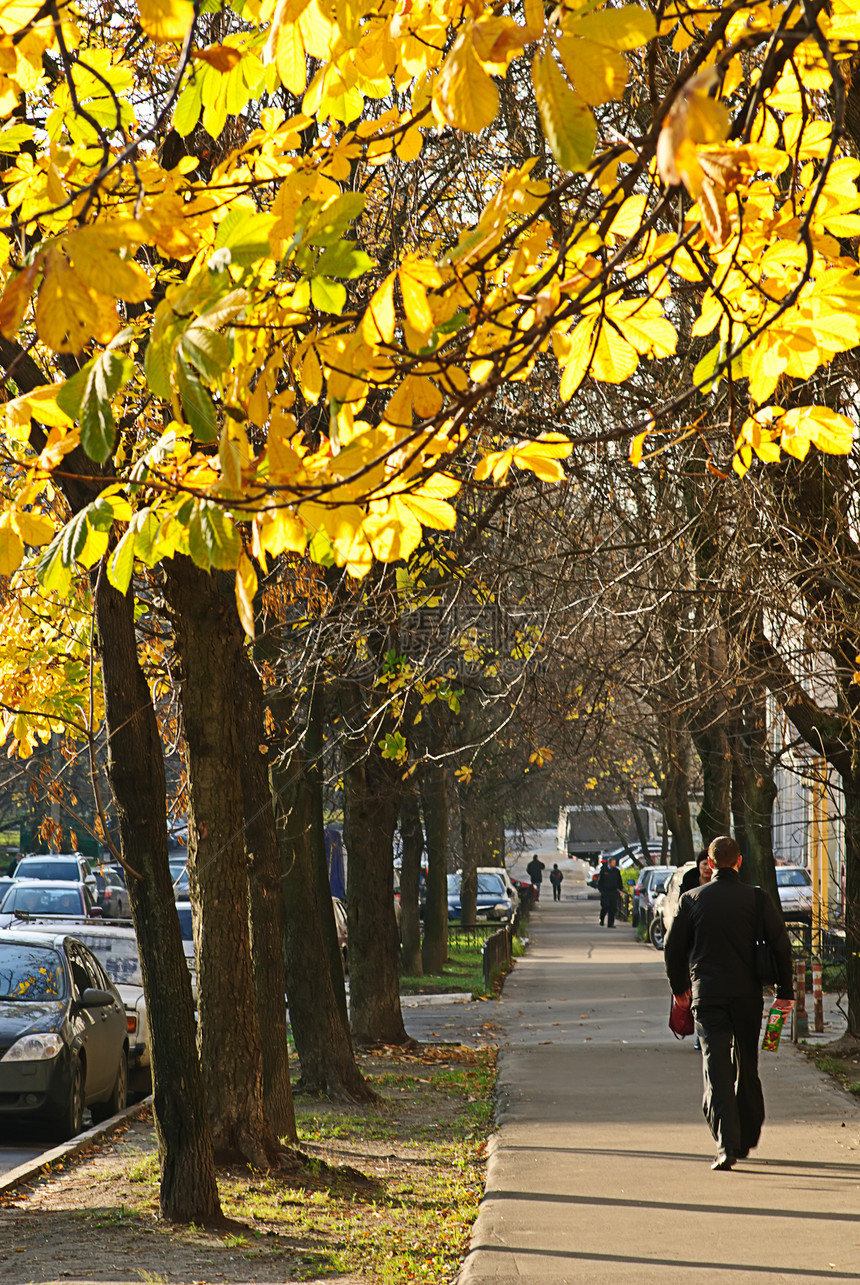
596, 856, 623, 927
664, 835, 793, 1171
549, 863, 563, 901
526, 854, 545, 902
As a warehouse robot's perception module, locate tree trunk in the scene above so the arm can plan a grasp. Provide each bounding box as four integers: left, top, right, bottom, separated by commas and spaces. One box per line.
340, 680, 409, 1047
234, 646, 296, 1141
272, 738, 373, 1100
399, 784, 424, 976
732, 689, 779, 903
420, 758, 448, 974
94, 575, 221, 1223
692, 723, 732, 846
306, 681, 349, 1024
163, 557, 281, 1166
843, 763, 860, 1039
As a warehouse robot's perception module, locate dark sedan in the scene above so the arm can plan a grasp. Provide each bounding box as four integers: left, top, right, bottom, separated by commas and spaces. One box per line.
447, 872, 513, 923
0, 931, 128, 1140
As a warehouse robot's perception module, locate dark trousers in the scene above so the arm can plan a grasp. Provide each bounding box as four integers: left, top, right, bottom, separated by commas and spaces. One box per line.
599, 894, 616, 927
551, 884, 561, 901
693, 997, 764, 1157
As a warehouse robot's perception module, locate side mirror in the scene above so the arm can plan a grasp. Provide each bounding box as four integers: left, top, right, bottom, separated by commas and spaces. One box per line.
77, 987, 114, 1009
89, 906, 103, 918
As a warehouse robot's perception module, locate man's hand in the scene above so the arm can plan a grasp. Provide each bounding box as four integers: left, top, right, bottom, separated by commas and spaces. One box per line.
674, 990, 692, 1008
773, 998, 794, 1015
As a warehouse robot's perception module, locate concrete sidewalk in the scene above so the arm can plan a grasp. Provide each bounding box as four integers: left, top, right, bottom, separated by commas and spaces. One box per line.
458, 895, 860, 1284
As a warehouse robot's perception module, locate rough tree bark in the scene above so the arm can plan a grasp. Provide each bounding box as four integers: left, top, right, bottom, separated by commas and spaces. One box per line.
340, 678, 409, 1046
234, 646, 296, 1141
95, 575, 222, 1223
163, 556, 281, 1165
272, 736, 374, 1100
4, 332, 221, 1225
399, 783, 424, 976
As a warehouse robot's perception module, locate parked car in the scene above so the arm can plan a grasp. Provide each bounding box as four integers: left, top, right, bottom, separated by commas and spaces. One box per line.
173, 900, 197, 966
93, 868, 129, 919
447, 871, 513, 923
0, 875, 12, 902
476, 866, 518, 903
0, 929, 128, 1139
12, 853, 97, 893
776, 866, 813, 920
170, 859, 189, 901
0, 879, 101, 926
635, 866, 677, 928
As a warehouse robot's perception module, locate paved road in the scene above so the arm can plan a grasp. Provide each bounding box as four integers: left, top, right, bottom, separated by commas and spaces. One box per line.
458, 892, 860, 1284
0, 1142, 44, 1175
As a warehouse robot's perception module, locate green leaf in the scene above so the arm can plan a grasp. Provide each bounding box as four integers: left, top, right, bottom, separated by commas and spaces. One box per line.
176, 354, 218, 443
60, 509, 90, 567
311, 276, 347, 314
308, 528, 334, 566
188, 500, 241, 571
144, 334, 174, 400
693, 340, 723, 394
173, 75, 204, 139
299, 192, 366, 247
33, 532, 73, 597
214, 206, 276, 266
532, 52, 596, 173
107, 529, 135, 594
180, 325, 231, 382
315, 242, 374, 279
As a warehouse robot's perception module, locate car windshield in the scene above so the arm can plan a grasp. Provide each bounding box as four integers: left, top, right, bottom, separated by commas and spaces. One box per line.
175, 905, 194, 941
66, 932, 143, 987
777, 868, 811, 887
477, 874, 505, 896
15, 859, 79, 880
2, 885, 82, 915
0, 942, 66, 1000
447, 874, 459, 893
653, 870, 672, 890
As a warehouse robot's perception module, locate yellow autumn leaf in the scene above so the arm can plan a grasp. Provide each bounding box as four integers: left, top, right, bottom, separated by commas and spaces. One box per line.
0, 259, 38, 339
531, 51, 596, 173
14, 509, 54, 545
399, 256, 441, 337
35, 257, 98, 354
591, 319, 638, 383
0, 510, 24, 575
138, 0, 194, 41
433, 28, 499, 133
557, 35, 627, 106
399, 493, 457, 530
780, 405, 855, 458
362, 497, 423, 561
362, 272, 396, 346
64, 229, 152, 303
235, 551, 258, 638
558, 317, 596, 401
258, 508, 307, 556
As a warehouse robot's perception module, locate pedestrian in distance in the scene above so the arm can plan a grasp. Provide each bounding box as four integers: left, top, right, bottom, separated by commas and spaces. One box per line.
664, 835, 794, 1171
597, 856, 624, 927
549, 863, 563, 901
680, 849, 713, 895
526, 854, 545, 902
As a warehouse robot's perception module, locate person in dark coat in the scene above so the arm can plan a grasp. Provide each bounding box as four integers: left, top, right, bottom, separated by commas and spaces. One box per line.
549, 864, 563, 901
597, 857, 624, 927
526, 855, 545, 901
664, 835, 794, 1171
679, 849, 712, 895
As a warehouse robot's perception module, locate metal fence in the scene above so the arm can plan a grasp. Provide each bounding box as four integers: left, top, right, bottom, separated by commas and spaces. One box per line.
482, 925, 513, 990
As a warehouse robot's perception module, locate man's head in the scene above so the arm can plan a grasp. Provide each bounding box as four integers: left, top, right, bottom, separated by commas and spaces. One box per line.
609, 857, 617, 867
708, 836, 742, 869
697, 849, 713, 882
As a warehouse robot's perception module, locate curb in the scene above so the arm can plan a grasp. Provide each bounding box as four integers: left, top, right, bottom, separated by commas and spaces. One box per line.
400, 991, 473, 1007
0, 1095, 153, 1196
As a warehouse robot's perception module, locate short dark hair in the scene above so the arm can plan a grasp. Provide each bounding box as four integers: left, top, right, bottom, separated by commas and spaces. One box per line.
708, 836, 741, 868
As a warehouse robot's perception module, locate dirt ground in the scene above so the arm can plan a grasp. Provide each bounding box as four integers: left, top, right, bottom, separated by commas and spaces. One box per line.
0, 1000, 501, 1285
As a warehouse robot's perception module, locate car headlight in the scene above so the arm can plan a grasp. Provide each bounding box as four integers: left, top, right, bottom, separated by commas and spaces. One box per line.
1, 1032, 64, 1062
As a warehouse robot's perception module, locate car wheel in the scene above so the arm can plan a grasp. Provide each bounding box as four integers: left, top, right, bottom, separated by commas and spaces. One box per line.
52, 1057, 85, 1141
649, 916, 665, 951
91, 1048, 128, 1124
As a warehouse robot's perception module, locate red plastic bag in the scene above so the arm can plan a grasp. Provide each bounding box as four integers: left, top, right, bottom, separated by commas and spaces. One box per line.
669, 996, 695, 1039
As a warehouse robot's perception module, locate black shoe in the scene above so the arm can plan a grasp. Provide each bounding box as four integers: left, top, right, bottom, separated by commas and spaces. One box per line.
711, 1152, 736, 1171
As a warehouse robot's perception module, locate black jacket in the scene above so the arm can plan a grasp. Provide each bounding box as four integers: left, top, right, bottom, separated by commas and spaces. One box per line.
664, 867, 793, 1002
597, 865, 624, 896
